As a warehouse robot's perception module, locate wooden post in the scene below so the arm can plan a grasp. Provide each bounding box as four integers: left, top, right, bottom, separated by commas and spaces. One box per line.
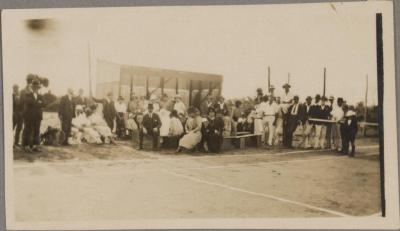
175, 77, 179, 94
160, 77, 164, 95
146, 76, 150, 99
364, 74, 368, 136
87, 43, 93, 97
323, 67, 326, 97
268, 66, 271, 93
287, 73, 290, 84
130, 74, 133, 97
189, 80, 193, 106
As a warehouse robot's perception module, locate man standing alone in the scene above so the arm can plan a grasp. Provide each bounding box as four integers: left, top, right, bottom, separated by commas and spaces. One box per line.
22, 79, 44, 152
58, 88, 75, 145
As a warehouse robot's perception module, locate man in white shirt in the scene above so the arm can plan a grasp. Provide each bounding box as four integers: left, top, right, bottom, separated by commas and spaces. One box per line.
114, 96, 127, 138
259, 95, 279, 146
330, 97, 344, 151
281, 83, 294, 114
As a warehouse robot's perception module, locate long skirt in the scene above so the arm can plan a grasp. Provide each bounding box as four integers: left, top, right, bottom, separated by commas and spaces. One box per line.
207, 133, 223, 153
179, 131, 202, 149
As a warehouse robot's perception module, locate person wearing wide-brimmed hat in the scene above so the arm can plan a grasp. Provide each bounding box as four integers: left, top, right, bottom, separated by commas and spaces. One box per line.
341, 109, 358, 157
139, 103, 162, 150
22, 78, 44, 152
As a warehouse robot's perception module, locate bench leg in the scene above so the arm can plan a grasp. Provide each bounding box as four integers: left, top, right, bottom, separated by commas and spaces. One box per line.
239, 137, 246, 149
256, 136, 262, 147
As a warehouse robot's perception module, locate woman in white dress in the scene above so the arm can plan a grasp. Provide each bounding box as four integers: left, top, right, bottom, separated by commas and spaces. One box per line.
169, 110, 184, 136
71, 106, 102, 144
88, 104, 116, 144
176, 107, 202, 152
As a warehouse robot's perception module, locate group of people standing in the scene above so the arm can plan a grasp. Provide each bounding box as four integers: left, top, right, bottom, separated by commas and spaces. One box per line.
13, 74, 359, 156
249, 83, 358, 156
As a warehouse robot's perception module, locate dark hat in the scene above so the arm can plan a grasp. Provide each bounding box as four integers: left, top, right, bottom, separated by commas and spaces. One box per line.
321, 96, 328, 101
315, 94, 321, 99
306, 96, 312, 100
26, 74, 36, 83
282, 83, 291, 88
256, 88, 263, 92
337, 97, 344, 103
293, 95, 299, 100
148, 103, 154, 109
269, 85, 275, 90
32, 79, 41, 86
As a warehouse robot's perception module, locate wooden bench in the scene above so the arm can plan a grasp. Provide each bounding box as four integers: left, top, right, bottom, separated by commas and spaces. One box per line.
224, 133, 262, 149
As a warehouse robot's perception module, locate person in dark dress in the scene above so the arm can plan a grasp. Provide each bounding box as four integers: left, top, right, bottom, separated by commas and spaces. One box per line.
138, 103, 162, 150
205, 108, 225, 153
58, 88, 76, 145
284, 95, 302, 148
13, 84, 23, 147
22, 79, 44, 152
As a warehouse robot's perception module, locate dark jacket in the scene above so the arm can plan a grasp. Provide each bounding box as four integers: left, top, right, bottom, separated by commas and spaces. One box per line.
287, 103, 302, 122
342, 117, 358, 136
314, 105, 331, 125
142, 113, 162, 135
23, 92, 44, 121
73, 95, 87, 107
93, 98, 117, 120
213, 102, 229, 115
299, 103, 312, 124
58, 95, 76, 121
13, 93, 23, 116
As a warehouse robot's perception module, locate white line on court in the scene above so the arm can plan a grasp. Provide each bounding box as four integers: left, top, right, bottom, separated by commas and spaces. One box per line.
13, 145, 379, 168
163, 169, 353, 217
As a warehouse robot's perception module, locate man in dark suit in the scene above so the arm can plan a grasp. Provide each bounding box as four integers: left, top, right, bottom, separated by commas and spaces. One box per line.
138, 104, 162, 150
93, 92, 117, 131
13, 84, 23, 147
73, 88, 87, 108
58, 88, 75, 145
284, 95, 302, 148
298, 96, 313, 148
22, 79, 44, 152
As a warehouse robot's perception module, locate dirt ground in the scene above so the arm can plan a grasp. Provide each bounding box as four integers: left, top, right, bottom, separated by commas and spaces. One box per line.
12, 137, 382, 222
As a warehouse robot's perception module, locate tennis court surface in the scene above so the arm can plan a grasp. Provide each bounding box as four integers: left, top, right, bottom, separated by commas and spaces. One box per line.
13, 137, 381, 221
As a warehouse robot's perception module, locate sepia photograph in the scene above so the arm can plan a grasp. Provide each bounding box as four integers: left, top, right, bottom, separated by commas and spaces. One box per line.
2, 1, 399, 230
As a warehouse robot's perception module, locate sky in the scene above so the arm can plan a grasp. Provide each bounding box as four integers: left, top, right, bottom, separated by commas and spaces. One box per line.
2, 2, 386, 105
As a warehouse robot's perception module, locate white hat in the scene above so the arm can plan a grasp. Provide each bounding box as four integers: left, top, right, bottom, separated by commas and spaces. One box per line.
201, 118, 208, 123
346, 110, 356, 117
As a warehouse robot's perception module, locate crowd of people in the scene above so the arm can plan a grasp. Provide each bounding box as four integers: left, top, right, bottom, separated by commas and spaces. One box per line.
13, 74, 359, 157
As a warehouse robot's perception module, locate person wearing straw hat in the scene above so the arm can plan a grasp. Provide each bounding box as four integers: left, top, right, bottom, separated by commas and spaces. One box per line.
341, 109, 358, 157
138, 103, 162, 150
22, 78, 44, 152
280, 83, 293, 146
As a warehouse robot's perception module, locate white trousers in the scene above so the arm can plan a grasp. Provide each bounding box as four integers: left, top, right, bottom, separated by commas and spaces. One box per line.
314, 124, 327, 149
263, 116, 275, 145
